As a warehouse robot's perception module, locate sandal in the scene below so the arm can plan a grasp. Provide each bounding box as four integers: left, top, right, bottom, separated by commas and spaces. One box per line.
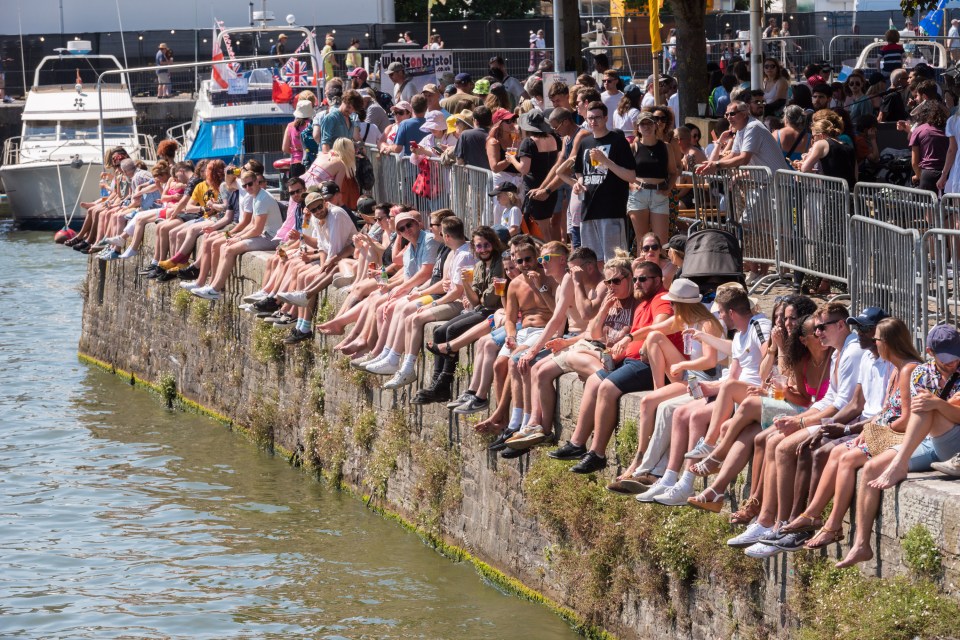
729, 497, 761, 525
805, 526, 844, 550
426, 341, 454, 356
780, 511, 822, 535
691, 455, 721, 477
687, 487, 725, 513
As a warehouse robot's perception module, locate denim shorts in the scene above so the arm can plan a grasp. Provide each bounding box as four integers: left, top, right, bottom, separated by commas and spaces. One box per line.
595, 357, 654, 394
906, 426, 960, 470
490, 325, 508, 348
627, 187, 670, 214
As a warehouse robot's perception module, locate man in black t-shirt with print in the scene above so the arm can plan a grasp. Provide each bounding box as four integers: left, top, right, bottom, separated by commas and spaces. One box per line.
572, 101, 636, 265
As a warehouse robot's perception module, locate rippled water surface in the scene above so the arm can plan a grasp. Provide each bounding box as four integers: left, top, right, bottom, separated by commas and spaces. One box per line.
0, 226, 579, 639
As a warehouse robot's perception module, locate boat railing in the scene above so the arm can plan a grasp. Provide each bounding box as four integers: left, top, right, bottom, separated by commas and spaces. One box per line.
2, 137, 21, 166
165, 121, 190, 143
135, 134, 158, 162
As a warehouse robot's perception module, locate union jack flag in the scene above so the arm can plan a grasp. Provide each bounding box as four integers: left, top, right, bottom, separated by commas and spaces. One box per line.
281, 58, 309, 86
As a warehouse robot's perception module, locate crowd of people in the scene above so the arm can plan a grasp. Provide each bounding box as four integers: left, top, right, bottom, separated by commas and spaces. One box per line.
59, 45, 960, 570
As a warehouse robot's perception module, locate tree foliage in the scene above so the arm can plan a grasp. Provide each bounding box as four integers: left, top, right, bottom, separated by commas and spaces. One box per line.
395, 0, 539, 22
900, 0, 940, 17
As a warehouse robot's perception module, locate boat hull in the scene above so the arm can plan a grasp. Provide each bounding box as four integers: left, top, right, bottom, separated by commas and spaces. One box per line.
0, 160, 101, 230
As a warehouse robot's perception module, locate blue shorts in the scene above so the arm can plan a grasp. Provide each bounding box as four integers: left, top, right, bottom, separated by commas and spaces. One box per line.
491, 326, 507, 348
595, 357, 654, 394
907, 426, 960, 470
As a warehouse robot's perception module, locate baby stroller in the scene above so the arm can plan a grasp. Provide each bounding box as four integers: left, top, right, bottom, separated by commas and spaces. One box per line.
680, 228, 744, 305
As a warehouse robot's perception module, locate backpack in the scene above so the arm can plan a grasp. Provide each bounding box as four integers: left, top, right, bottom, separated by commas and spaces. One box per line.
375, 89, 393, 112
354, 125, 376, 191
300, 125, 319, 166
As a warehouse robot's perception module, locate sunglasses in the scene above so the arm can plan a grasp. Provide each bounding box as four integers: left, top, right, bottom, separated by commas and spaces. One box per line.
752, 100, 765, 105
241, 181, 256, 188
633, 275, 655, 283
642, 244, 661, 252
604, 276, 626, 286
655, 115, 670, 122
537, 253, 563, 264
307, 205, 324, 213
375, 215, 389, 222
515, 255, 537, 264
397, 222, 416, 232
763, 64, 777, 69
848, 82, 862, 87
639, 120, 656, 127
288, 188, 304, 196
814, 318, 843, 333
724, 111, 744, 118
474, 241, 492, 250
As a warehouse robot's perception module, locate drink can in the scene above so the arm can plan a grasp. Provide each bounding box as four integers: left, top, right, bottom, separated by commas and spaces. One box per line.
683, 332, 693, 355
688, 373, 704, 400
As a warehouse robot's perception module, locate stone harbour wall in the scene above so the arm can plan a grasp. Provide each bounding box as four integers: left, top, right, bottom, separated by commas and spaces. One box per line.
78, 247, 960, 640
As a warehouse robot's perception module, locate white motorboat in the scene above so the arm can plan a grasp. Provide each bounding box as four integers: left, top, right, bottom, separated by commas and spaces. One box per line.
166, 23, 320, 170
0, 41, 155, 230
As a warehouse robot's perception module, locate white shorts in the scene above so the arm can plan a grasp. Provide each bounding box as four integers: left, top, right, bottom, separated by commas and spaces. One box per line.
498, 326, 545, 357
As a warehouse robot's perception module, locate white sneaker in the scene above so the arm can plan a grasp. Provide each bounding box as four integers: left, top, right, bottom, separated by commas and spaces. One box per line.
684, 437, 715, 460
242, 290, 268, 304
653, 482, 694, 506
383, 368, 418, 389
192, 285, 221, 300
277, 290, 310, 307
744, 542, 782, 559
350, 353, 377, 369
636, 479, 673, 503
180, 281, 200, 291
727, 521, 773, 548
365, 358, 399, 376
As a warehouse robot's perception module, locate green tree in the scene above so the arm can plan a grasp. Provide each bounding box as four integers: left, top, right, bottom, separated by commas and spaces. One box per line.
900, 0, 938, 16
395, 0, 539, 21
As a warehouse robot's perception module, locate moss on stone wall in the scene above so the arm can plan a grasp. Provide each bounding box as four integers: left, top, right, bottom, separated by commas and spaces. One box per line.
792, 553, 960, 640
526, 456, 763, 626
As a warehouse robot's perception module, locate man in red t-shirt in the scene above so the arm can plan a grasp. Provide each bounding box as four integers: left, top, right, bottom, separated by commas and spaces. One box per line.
549, 261, 681, 473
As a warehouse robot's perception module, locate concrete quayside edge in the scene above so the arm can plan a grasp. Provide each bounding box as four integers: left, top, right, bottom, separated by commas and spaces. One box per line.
77, 243, 960, 640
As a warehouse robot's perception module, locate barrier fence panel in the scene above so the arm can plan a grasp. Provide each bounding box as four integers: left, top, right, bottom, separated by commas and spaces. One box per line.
449, 163, 495, 230
688, 171, 735, 235
853, 182, 941, 231
848, 214, 924, 348
774, 170, 850, 286
828, 34, 954, 70
722, 166, 780, 275
582, 45, 655, 81
921, 227, 960, 335
707, 36, 826, 76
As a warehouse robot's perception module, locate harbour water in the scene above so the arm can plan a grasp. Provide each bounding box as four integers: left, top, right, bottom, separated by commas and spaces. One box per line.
0, 226, 579, 639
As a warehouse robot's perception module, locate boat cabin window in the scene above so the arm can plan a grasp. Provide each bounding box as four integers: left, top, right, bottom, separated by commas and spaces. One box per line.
23, 121, 58, 141
102, 119, 136, 138
60, 120, 101, 140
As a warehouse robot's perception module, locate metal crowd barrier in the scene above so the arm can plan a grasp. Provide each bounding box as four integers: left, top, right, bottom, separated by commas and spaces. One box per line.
363, 144, 495, 230
688, 171, 734, 234
921, 227, 960, 336
721, 166, 788, 291
847, 214, 924, 347
828, 34, 955, 70
774, 170, 850, 288
853, 182, 940, 231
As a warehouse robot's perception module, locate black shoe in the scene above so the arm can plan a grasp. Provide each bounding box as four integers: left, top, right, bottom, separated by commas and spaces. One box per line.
253, 297, 281, 313
411, 386, 451, 405
144, 267, 162, 279
771, 530, 813, 552
500, 447, 528, 459
64, 236, 81, 247
571, 451, 607, 474
72, 240, 90, 252
156, 269, 178, 282
488, 427, 520, 452
139, 264, 159, 275
284, 328, 313, 344
177, 265, 200, 280
548, 441, 588, 460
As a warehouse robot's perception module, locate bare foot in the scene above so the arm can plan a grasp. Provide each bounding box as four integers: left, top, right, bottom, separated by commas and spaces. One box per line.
338, 339, 367, 355
868, 462, 908, 490
317, 320, 344, 335
474, 416, 505, 434
835, 545, 873, 568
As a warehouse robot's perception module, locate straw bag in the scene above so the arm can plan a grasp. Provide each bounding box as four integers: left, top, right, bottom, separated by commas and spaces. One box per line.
862, 421, 904, 456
